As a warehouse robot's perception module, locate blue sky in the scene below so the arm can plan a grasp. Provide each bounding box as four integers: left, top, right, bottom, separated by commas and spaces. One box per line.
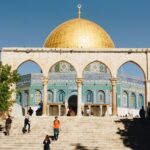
0, 0, 150, 48
0, 0, 148, 78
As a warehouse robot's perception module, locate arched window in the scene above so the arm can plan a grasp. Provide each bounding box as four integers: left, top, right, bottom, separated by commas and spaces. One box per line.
47, 90, 53, 102
35, 90, 42, 105
138, 94, 144, 109
58, 90, 65, 102
122, 91, 128, 107
97, 90, 105, 103
87, 90, 93, 103
130, 93, 136, 109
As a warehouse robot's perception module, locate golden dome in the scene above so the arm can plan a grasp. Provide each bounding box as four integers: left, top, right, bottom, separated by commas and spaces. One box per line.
43, 18, 115, 49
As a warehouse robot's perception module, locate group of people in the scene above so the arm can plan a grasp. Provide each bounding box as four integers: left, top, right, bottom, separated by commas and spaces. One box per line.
4, 105, 150, 150
3, 105, 61, 150
4, 113, 61, 150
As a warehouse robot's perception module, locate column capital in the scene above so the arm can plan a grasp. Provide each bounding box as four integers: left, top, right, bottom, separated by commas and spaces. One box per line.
76, 78, 83, 85
144, 80, 150, 84
42, 76, 49, 85
110, 77, 117, 85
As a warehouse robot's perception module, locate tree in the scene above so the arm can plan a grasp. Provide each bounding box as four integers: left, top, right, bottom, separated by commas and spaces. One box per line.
0, 62, 21, 114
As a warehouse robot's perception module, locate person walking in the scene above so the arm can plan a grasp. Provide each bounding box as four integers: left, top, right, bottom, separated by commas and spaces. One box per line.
53, 116, 60, 140
43, 135, 51, 150
5, 115, 12, 135
23, 116, 30, 133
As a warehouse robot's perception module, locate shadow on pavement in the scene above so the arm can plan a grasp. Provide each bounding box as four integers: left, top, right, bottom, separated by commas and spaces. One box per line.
115, 118, 150, 150
71, 143, 98, 150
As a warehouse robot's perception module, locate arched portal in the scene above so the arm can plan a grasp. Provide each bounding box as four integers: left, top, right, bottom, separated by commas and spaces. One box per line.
68, 95, 77, 116
16, 60, 43, 116
48, 61, 77, 116
117, 61, 145, 116
82, 61, 112, 116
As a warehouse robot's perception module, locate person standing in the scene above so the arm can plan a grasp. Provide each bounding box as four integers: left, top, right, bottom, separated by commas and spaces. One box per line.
5, 115, 12, 135
43, 135, 51, 150
139, 106, 145, 124
53, 116, 60, 140
28, 107, 33, 116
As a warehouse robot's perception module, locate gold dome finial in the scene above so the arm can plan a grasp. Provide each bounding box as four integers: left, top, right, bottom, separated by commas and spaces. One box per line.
77, 4, 82, 18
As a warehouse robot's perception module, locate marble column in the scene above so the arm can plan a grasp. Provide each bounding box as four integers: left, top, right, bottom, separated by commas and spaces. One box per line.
65, 102, 68, 116
100, 105, 102, 116
76, 78, 83, 116
47, 105, 50, 116
111, 78, 117, 116
42, 76, 48, 115
58, 105, 61, 116
144, 80, 150, 107
88, 105, 91, 116
105, 105, 109, 116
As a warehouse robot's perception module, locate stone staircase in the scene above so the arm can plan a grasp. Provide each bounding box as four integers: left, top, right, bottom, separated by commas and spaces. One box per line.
0, 116, 131, 150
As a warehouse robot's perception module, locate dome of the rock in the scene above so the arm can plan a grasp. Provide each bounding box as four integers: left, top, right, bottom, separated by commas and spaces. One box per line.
43, 18, 115, 49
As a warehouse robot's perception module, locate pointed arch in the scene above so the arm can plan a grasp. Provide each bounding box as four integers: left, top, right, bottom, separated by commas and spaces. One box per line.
49, 60, 77, 74
122, 91, 128, 108
82, 60, 112, 78
16, 59, 43, 74
138, 94, 144, 109
57, 90, 65, 102
34, 90, 42, 105
86, 90, 94, 103
97, 90, 105, 103
130, 92, 136, 109
47, 90, 54, 102
117, 60, 146, 80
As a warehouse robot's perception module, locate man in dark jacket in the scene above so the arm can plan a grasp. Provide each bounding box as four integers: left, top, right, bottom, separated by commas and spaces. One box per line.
5, 115, 12, 135
24, 116, 30, 133
28, 107, 33, 116
139, 106, 145, 124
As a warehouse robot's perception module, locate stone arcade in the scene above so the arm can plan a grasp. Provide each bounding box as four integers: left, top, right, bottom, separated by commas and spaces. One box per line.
0, 5, 149, 117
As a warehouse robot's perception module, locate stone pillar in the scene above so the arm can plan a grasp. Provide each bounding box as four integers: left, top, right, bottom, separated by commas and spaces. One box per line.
105, 105, 109, 116
144, 80, 150, 107
111, 78, 117, 116
65, 103, 68, 116
47, 105, 50, 116
100, 105, 103, 116
88, 105, 91, 116
76, 78, 83, 116
42, 76, 48, 115
81, 104, 84, 116
58, 105, 61, 116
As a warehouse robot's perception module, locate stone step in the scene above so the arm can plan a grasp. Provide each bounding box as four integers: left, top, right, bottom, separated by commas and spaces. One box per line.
0, 116, 134, 150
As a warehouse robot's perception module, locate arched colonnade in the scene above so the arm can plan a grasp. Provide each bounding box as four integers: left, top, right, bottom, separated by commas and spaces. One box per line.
1, 48, 150, 116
